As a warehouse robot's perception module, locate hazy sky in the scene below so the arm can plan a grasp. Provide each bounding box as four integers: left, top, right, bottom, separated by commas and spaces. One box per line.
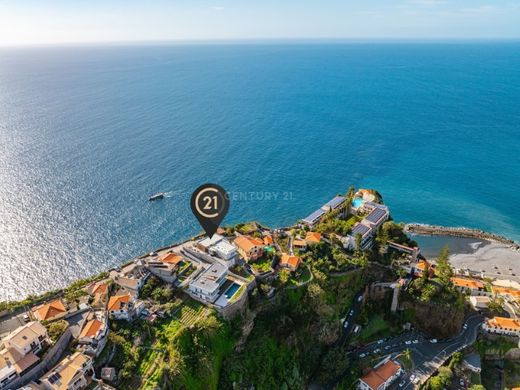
1, 0, 520, 45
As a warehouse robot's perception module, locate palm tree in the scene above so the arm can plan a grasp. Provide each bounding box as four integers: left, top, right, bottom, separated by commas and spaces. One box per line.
400, 348, 413, 370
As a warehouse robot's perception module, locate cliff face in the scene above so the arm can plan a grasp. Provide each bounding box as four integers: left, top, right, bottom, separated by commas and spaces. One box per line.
402, 300, 465, 338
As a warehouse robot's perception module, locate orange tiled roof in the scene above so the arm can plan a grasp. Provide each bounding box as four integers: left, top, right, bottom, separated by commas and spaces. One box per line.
451, 277, 484, 290
493, 286, 520, 297
305, 232, 322, 243
280, 254, 301, 269
360, 360, 401, 390
416, 260, 430, 271
486, 316, 520, 330
263, 236, 273, 245
234, 236, 263, 252
33, 299, 66, 321
293, 239, 307, 247
79, 319, 103, 338
91, 282, 108, 296
107, 294, 130, 311
160, 253, 183, 265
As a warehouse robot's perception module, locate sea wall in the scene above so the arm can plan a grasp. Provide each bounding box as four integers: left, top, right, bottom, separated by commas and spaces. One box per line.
404, 223, 519, 250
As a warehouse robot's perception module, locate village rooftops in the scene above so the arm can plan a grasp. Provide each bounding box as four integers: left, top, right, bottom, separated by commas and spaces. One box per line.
107, 294, 131, 312
305, 231, 322, 243
159, 252, 184, 265
190, 262, 228, 295
234, 236, 263, 252
79, 319, 103, 339
2, 321, 47, 351
485, 316, 520, 331
40, 352, 92, 390
492, 286, 520, 298
451, 277, 484, 290
263, 235, 273, 245
279, 254, 301, 271
293, 239, 307, 248
32, 299, 67, 321
360, 360, 401, 390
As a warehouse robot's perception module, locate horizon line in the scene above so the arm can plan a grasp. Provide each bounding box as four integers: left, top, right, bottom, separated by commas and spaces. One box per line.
1, 37, 520, 48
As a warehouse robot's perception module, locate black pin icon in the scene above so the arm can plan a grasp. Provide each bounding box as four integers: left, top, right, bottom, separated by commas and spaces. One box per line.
190, 183, 230, 238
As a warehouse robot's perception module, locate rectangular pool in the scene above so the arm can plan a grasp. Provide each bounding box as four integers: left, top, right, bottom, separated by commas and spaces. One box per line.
225, 282, 241, 299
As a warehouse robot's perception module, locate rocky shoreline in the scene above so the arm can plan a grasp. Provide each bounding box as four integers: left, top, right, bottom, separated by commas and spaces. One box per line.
404, 223, 520, 251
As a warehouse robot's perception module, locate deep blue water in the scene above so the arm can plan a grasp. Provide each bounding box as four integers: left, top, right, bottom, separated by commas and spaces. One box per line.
1, 42, 519, 300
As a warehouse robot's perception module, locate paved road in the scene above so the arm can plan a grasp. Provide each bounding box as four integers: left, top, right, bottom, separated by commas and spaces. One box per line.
0, 312, 29, 338
340, 292, 364, 343
352, 315, 483, 389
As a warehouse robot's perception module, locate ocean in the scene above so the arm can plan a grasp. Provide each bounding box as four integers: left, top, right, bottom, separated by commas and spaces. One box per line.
1, 42, 519, 300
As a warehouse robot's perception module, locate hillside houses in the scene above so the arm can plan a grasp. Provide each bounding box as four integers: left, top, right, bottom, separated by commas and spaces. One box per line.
0, 322, 49, 388
39, 352, 93, 390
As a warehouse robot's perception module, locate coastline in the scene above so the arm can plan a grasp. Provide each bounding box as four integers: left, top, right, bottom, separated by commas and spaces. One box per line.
404, 223, 520, 250
2, 221, 520, 306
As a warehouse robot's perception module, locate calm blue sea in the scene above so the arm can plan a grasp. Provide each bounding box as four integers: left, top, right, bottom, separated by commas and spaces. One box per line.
1, 42, 519, 300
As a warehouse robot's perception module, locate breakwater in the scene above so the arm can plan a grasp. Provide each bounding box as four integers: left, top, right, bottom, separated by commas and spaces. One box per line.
404, 223, 520, 250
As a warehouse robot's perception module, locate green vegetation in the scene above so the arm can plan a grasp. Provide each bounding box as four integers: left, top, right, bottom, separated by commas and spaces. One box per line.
475, 336, 517, 357
105, 302, 233, 389
45, 319, 69, 342
140, 276, 174, 304
401, 245, 466, 337
251, 256, 273, 273
425, 366, 453, 390
301, 241, 366, 273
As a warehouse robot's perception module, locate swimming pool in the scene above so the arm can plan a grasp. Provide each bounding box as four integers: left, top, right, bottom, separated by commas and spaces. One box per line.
264, 246, 275, 253
352, 198, 363, 208
225, 282, 241, 299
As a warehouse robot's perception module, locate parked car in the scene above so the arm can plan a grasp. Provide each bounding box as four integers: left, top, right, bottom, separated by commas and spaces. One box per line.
359, 353, 366, 358
463, 323, 468, 330
377, 339, 384, 344
405, 340, 412, 345
399, 381, 406, 387
22, 314, 30, 322
412, 339, 419, 344
357, 295, 363, 302
430, 338, 437, 343
343, 321, 349, 328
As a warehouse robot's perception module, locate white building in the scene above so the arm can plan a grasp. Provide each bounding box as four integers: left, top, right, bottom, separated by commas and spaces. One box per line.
344, 223, 374, 250
482, 316, 520, 337
0, 322, 49, 389
109, 261, 150, 297
197, 235, 237, 266
359, 359, 402, 390
188, 262, 228, 303
78, 312, 109, 357
107, 294, 140, 321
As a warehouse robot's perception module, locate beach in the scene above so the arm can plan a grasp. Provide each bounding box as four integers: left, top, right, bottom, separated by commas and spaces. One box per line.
450, 242, 520, 283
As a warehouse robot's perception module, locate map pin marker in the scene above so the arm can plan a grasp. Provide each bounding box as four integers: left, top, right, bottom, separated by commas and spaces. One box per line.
190, 183, 230, 238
